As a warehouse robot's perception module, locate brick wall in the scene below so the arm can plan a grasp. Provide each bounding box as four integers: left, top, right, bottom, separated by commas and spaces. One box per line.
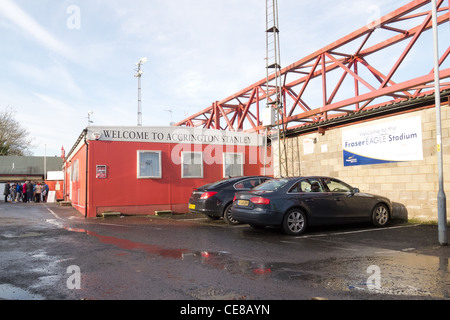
279, 108, 450, 221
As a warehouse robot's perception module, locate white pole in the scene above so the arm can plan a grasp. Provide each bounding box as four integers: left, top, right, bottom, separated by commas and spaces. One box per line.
137, 74, 142, 126
431, 0, 447, 246
135, 58, 148, 127
44, 144, 47, 181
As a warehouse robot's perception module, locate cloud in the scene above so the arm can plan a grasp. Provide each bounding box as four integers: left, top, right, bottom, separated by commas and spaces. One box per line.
0, 0, 78, 63
12, 61, 83, 98
2, 0, 440, 158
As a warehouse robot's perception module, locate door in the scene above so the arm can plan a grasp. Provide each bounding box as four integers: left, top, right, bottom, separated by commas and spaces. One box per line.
321, 178, 367, 221
289, 178, 339, 224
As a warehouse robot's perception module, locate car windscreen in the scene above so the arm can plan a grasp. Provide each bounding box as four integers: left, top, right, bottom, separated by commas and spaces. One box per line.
199, 178, 238, 189
253, 179, 289, 191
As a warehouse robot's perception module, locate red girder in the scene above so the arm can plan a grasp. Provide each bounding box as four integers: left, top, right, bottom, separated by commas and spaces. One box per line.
175, 0, 450, 133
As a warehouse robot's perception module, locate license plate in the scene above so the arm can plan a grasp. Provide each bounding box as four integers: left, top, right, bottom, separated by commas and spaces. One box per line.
189, 204, 195, 209
237, 200, 250, 206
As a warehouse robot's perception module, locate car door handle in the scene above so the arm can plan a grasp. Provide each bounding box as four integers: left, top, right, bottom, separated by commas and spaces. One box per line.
304, 199, 314, 202
334, 198, 342, 201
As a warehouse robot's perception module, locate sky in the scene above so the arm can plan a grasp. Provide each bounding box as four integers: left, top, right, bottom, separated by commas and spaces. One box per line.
0, 0, 446, 157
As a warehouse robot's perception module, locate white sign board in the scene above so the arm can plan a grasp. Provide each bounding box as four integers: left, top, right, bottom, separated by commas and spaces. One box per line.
47, 191, 56, 203
342, 116, 423, 166
87, 126, 264, 147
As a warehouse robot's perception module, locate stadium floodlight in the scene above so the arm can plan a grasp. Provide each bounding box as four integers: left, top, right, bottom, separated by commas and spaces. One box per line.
135, 57, 148, 126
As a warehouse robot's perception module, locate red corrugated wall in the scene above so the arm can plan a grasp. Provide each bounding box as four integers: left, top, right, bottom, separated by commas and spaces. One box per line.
65, 140, 270, 218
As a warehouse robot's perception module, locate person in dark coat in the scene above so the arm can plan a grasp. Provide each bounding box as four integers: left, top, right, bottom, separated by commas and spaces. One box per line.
26, 181, 34, 203
3, 182, 10, 202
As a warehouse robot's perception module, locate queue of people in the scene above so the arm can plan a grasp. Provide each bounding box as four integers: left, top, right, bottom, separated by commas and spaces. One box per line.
3, 181, 49, 203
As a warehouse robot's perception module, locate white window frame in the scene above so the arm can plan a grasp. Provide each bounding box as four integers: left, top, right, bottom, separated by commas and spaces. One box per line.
137, 150, 162, 179
223, 153, 244, 178
181, 151, 203, 178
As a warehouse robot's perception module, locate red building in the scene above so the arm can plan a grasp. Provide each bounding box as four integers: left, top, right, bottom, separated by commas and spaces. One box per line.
63, 126, 271, 218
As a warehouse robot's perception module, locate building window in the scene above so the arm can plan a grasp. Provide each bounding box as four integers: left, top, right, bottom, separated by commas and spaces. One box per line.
71, 159, 79, 182
223, 153, 243, 177
138, 151, 162, 179
182, 152, 203, 178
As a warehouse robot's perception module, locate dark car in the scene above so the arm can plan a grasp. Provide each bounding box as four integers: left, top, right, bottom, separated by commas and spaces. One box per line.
231, 176, 392, 235
188, 176, 272, 225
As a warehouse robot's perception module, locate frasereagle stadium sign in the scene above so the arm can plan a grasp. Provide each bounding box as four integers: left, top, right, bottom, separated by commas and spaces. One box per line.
342, 116, 423, 167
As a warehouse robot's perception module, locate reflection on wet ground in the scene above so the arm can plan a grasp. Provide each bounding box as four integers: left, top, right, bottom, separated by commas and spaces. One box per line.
308, 254, 449, 298
0, 284, 45, 300
54, 222, 189, 259
51, 219, 449, 299
182, 250, 449, 298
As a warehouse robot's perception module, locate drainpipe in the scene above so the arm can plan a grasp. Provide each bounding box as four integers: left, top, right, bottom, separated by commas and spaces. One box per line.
83, 129, 89, 219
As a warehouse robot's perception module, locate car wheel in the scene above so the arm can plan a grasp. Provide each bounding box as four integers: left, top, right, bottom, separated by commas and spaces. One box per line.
282, 209, 307, 235
372, 203, 389, 227
223, 203, 240, 225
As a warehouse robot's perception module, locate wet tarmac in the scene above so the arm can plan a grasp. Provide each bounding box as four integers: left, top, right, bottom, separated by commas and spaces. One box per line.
0, 201, 449, 301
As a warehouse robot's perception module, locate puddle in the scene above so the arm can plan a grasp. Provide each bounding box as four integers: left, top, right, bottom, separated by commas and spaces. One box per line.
181, 250, 314, 281
2, 232, 43, 238
186, 286, 248, 300
308, 255, 450, 298
0, 284, 45, 300
88, 230, 190, 259
58, 221, 298, 278
348, 282, 433, 296
46, 219, 450, 298
51, 220, 190, 259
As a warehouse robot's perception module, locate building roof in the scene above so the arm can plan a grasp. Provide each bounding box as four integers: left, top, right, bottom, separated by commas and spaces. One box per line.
0, 156, 63, 179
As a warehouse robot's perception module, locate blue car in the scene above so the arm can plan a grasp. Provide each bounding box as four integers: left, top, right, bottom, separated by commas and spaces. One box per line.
231, 176, 392, 235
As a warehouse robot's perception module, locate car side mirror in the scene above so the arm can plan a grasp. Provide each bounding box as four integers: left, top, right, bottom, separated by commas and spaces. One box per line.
352, 188, 360, 194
